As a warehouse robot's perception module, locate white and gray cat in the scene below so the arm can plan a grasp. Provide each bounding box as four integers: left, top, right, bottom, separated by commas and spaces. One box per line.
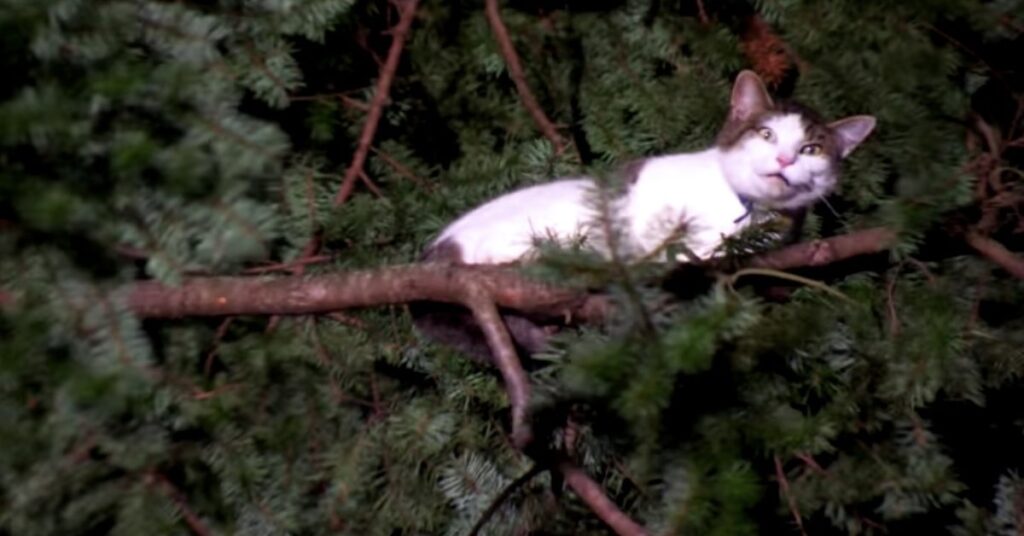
415, 70, 876, 359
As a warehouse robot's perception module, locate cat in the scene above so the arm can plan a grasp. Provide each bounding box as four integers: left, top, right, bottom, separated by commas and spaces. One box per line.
414, 70, 876, 360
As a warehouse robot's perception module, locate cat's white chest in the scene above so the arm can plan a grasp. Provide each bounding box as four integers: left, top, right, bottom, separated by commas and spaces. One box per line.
431, 150, 750, 264
624, 151, 749, 260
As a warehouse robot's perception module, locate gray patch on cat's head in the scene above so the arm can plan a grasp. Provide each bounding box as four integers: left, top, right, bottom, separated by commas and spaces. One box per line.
420, 238, 464, 263
716, 70, 875, 163
717, 101, 845, 164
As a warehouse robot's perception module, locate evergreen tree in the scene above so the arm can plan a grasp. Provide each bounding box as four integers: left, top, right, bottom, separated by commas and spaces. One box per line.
1, 0, 1023, 534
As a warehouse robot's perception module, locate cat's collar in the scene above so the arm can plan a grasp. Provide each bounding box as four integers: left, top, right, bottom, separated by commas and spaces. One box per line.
734, 194, 755, 223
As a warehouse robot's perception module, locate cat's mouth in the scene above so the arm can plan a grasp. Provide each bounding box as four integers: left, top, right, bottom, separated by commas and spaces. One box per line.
764, 173, 815, 195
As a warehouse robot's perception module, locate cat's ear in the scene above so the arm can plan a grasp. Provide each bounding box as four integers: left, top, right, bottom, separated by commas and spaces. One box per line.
730, 70, 773, 121
829, 115, 877, 158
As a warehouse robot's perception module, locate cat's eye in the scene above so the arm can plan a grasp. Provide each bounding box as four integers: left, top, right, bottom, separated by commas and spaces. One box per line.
800, 144, 824, 156
756, 127, 775, 141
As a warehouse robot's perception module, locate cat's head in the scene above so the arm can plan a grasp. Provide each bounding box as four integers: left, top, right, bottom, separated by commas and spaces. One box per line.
716, 70, 876, 210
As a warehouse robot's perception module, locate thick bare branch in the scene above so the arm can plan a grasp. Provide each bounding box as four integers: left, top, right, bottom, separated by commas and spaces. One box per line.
334, 0, 420, 205
966, 231, 1024, 279
126, 228, 900, 320
127, 265, 592, 319
467, 290, 533, 449
748, 227, 898, 270
559, 460, 649, 536
116, 228, 907, 534
484, 0, 565, 153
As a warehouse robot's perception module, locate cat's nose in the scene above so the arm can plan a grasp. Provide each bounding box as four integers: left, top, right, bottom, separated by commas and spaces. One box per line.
776, 154, 796, 168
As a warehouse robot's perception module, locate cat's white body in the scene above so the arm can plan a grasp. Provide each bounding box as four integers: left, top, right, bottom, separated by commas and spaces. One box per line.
428, 71, 876, 266
433, 149, 749, 263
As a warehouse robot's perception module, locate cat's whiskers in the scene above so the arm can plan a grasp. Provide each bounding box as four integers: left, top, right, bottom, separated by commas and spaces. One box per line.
819, 195, 841, 219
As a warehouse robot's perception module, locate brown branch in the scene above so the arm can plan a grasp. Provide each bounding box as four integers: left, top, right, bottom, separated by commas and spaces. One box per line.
359, 170, 385, 198
747, 227, 898, 270
795, 452, 827, 475
484, 0, 565, 153
370, 146, 429, 188
150, 472, 212, 536
125, 228, 899, 321
242, 255, 334, 275
121, 228, 903, 475
333, 0, 420, 206
467, 290, 532, 449
965, 231, 1024, 279
695, 0, 710, 25
126, 265, 596, 320
31, 229, 897, 324
558, 460, 649, 536
289, 92, 370, 112
203, 317, 233, 377
774, 455, 808, 536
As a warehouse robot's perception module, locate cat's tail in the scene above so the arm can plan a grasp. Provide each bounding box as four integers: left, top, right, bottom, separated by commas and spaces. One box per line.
410, 240, 553, 363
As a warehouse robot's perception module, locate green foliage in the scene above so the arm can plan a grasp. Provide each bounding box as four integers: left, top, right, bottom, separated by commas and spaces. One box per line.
2, 0, 1024, 534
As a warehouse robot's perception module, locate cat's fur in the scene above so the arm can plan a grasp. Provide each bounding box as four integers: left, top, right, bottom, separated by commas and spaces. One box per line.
415, 71, 876, 360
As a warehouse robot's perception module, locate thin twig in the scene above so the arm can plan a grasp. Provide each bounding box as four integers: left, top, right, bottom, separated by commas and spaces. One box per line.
727, 267, 852, 302
242, 255, 333, 275
695, 0, 710, 25
327, 312, 369, 330
774, 456, 808, 536
370, 146, 429, 188
203, 317, 233, 377
359, 170, 385, 198
468, 464, 545, 536
965, 231, 1024, 279
795, 452, 827, 475
289, 92, 370, 112
151, 472, 212, 536
484, 0, 565, 153
333, 0, 420, 205
558, 460, 649, 536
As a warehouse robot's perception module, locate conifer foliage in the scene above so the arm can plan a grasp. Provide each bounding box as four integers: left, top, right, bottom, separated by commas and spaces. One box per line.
2, 0, 1024, 534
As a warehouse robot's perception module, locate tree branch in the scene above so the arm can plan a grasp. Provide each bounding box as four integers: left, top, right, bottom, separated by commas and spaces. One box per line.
118, 227, 902, 535
125, 226, 900, 323
747, 227, 897, 270
126, 265, 598, 320
484, 0, 565, 153
965, 231, 1024, 279
559, 460, 649, 536
467, 290, 533, 449
774, 455, 808, 536
333, 0, 420, 206
150, 472, 212, 536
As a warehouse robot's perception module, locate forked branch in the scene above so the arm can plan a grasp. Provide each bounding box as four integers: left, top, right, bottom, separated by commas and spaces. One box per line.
334, 0, 420, 205
120, 227, 903, 536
